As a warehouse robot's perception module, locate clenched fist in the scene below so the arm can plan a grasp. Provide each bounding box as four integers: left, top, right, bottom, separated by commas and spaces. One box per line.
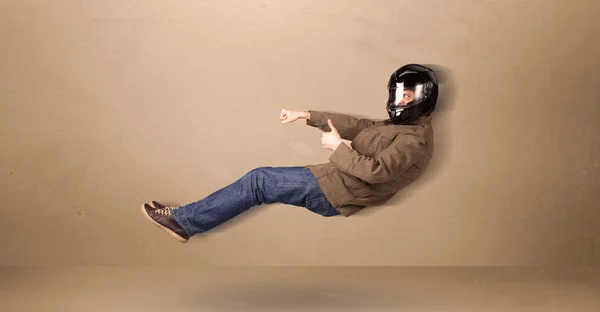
280, 109, 310, 124
321, 119, 342, 151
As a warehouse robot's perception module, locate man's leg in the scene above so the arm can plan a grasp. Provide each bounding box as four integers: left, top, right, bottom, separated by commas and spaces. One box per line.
141, 166, 339, 242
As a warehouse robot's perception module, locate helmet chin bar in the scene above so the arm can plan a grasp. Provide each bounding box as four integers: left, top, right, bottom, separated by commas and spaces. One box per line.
387, 103, 421, 125
386, 106, 404, 123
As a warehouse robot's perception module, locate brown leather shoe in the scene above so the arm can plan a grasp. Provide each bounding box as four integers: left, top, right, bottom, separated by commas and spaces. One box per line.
140, 203, 190, 243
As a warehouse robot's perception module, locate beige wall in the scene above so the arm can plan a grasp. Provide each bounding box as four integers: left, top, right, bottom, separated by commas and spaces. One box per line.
1, 0, 598, 265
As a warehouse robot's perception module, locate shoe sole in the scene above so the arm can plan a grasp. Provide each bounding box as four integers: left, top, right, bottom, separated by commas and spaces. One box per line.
140, 204, 189, 243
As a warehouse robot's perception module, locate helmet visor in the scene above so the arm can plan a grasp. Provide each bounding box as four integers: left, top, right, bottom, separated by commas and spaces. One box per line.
388, 82, 421, 108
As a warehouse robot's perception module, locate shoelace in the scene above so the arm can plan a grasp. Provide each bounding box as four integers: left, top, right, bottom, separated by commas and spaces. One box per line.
152, 202, 180, 211
155, 208, 173, 216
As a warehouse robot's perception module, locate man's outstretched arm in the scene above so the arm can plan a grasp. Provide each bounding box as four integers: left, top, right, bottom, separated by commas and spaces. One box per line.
305, 110, 383, 141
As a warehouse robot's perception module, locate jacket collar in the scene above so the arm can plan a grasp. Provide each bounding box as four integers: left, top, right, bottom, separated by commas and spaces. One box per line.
381, 114, 432, 126
407, 114, 432, 125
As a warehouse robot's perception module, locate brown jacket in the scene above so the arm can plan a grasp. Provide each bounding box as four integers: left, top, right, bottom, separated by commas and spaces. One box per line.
304, 110, 434, 216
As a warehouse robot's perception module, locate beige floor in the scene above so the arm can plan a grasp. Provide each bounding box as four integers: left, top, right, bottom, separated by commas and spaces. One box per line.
1, 267, 598, 311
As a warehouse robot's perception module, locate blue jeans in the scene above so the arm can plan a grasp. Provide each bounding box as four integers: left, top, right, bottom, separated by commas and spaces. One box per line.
171, 166, 340, 235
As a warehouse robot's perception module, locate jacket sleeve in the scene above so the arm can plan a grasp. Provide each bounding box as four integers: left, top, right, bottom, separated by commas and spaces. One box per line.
328, 136, 425, 184
306, 110, 383, 141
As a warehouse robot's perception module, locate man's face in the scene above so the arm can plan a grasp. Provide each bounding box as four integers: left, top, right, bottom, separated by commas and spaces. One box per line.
395, 89, 415, 106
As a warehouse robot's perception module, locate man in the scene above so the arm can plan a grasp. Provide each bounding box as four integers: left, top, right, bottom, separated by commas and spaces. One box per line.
141, 64, 438, 243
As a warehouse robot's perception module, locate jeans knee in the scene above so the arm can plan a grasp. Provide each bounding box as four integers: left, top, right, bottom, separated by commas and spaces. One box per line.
243, 167, 270, 185
241, 167, 272, 204
246, 166, 271, 178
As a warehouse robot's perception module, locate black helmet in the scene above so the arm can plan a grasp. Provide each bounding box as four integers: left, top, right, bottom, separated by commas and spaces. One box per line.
386, 64, 438, 125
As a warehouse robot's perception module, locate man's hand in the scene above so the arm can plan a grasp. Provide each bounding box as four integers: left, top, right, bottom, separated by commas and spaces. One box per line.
280, 109, 310, 124
321, 119, 342, 151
